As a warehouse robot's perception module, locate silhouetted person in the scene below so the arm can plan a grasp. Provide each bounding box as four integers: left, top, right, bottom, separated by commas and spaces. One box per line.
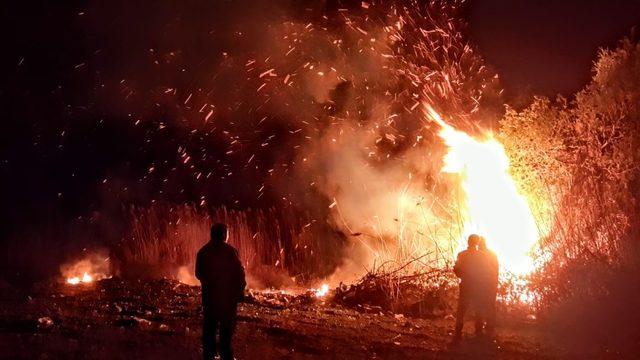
196, 223, 246, 360
478, 236, 499, 335
453, 234, 485, 340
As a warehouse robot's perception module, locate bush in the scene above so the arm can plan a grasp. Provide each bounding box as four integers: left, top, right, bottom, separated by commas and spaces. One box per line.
500, 38, 640, 352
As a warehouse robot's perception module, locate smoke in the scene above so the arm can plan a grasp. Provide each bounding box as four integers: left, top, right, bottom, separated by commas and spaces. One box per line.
60, 249, 111, 284
4, 0, 502, 282
252, 1, 502, 273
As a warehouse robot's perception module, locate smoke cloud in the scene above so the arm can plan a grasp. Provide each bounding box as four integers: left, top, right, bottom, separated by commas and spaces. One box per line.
3, 0, 502, 282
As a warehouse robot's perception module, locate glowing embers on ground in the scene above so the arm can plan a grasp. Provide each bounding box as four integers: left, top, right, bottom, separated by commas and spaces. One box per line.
61, 252, 111, 286
250, 283, 332, 300
314, 283, 330, 298
425, 105, 539, 275
66, 272, 94, 285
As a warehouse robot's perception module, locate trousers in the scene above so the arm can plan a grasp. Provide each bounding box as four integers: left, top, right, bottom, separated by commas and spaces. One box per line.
202, 308, 237, 360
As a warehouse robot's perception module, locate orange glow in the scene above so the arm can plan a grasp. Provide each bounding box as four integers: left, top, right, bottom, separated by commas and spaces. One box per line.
66, 272, 94, 285
61, 252, 110, 286
426, 105, 539, 275
314, 283, 330, 297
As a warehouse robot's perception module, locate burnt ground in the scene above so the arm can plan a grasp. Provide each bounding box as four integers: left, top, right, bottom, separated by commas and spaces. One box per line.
0, 279, 594, 359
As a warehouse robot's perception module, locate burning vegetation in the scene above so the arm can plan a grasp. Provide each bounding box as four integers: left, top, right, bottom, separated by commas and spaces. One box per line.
3, 0, 640, 357
61, 251, 111, 286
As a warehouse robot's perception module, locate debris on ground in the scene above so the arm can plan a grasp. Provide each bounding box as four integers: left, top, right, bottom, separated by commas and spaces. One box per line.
0, 278, 563, 359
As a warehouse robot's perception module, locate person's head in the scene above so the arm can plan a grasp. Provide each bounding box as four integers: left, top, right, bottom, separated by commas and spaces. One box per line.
478, 236, 487, 251
210, 223, 228, 243
467, 234, 480, 249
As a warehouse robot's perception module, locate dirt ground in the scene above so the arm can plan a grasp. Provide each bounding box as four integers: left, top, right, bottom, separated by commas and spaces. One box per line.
0, 279, 603, 359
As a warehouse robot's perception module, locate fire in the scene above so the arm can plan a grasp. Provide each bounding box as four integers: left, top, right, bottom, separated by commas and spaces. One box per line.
314, 283, 330, 298
426, 105, 539, 275
66, 272, 93, 285
61, 251, 110, 286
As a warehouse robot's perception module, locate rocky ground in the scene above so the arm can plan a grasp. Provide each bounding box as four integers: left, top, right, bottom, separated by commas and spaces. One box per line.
0, 278, 595, 359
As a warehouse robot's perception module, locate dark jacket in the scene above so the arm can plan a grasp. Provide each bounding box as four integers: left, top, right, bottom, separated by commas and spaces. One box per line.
195, 242, 246, 312
454, 248, 485, 294
480, 249, 499, 293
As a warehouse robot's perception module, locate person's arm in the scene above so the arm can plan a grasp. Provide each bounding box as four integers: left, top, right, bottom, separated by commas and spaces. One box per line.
238, 262, 246, 301
232, 249, 246, 301
195, 251, 203, 281
453, 252, 464, 278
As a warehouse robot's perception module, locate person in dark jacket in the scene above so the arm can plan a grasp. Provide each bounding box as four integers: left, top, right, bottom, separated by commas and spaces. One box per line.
453, 234, 484, 340
478, 236, 499, 335
196, 223, 246, 360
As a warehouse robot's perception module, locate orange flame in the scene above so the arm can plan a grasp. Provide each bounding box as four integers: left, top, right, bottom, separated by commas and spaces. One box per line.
314, 283, 330, 297
426, 105, 539, 275
66, 272, 94, 285
61, 251, 110, 286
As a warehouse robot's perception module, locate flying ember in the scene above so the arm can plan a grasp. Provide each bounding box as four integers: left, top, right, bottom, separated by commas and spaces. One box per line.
425, 105, 539, 275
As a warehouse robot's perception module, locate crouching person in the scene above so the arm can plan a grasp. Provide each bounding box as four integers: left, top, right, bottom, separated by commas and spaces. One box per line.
196, 223, 246, 360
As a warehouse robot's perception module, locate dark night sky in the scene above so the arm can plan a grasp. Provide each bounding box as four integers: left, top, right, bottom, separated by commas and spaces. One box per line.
2, 0, 639, 215
4, 0, 639, 99
467, 0, 640, 98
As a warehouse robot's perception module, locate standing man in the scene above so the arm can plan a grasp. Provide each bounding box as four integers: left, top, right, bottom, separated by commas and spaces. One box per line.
196, 223, 246, 360
478, 236, 499, 336
453, 234, 484, 340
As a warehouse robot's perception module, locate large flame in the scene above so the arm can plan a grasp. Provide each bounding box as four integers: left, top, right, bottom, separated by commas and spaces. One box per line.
426, 105, 539, 275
